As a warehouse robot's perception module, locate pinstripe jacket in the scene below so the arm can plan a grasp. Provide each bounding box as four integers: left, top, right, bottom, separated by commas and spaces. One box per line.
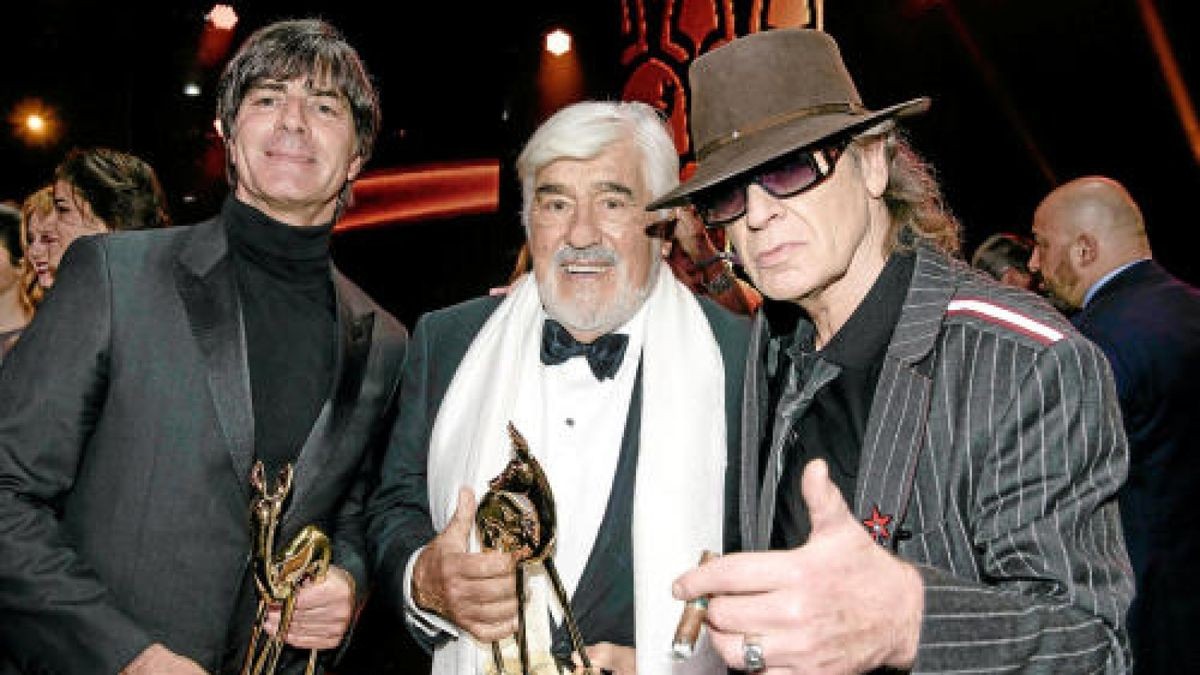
741, 245, 1133, 673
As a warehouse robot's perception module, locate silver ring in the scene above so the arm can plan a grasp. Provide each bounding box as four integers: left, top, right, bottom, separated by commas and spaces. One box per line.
742, 634, 766, 673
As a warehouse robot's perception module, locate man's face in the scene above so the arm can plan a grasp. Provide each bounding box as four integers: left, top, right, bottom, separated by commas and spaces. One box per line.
723, 140, 886, 305
527, 140, 661, 341
225, 75, 363, 227
998, 266, 1036, 291
1029, 210, 1084, 310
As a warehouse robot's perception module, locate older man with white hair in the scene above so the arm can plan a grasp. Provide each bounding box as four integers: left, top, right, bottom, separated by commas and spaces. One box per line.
368, 100, 750, 674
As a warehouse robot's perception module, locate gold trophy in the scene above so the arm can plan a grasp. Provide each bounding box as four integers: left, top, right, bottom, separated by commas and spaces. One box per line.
475, 423, 594, 674
241, 461, 331, 675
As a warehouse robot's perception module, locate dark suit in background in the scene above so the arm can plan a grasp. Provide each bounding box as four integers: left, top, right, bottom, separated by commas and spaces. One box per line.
0, 217, 406, 673
1072, 259, 1200, 674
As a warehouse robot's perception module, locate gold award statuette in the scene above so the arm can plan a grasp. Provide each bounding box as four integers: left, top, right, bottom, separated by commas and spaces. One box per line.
475, 423, 596, 675
241, 461, 331, 675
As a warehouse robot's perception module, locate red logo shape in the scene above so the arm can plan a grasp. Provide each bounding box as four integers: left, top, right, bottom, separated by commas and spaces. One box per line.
862, 505, 893, 546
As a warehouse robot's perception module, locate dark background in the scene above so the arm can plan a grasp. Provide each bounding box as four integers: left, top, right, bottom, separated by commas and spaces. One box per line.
1, 1, 1197, 670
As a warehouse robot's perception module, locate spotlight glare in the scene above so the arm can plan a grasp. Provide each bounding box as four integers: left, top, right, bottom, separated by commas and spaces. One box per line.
207, 4, 238, 31
184, 82, 202, 97
545, 29, 571, 56
10, 98, 60, 146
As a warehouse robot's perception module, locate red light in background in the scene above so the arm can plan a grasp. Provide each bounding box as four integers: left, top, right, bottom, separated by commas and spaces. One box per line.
198, 6, 238, 68
337, 159, 501, 232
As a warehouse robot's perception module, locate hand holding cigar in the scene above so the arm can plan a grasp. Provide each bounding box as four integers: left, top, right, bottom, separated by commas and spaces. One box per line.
671, 550, 717, 659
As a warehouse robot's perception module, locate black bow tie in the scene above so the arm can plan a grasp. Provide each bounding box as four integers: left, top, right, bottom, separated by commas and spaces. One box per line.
540, 319, 629, 381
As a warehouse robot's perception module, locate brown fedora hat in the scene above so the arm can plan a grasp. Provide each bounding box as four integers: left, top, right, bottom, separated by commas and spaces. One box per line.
647, 29, 929, 210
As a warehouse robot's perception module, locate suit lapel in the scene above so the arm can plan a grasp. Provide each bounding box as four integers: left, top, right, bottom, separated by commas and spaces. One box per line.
854, 247, 956, 546
175, 218, 256, 499
740, 311, 771, 550
285, 270, 374, 519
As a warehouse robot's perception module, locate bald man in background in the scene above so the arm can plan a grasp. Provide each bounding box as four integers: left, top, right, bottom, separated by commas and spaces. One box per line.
1030, 176, 1200, 674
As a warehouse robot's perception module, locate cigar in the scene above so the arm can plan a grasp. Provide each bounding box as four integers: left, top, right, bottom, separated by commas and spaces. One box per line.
671, 550, 717, 660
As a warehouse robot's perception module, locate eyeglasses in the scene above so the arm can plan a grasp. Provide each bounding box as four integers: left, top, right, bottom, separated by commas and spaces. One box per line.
694, 140, 848, 227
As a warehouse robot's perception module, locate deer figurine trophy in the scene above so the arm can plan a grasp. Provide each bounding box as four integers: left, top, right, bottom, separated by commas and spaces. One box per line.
241, 461, 331, 675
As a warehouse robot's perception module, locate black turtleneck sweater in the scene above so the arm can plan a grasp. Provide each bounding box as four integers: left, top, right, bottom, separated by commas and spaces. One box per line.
224, 198, 336, 475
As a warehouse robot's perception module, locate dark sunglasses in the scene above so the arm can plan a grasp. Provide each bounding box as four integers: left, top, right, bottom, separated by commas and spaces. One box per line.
694, 139, 849, 227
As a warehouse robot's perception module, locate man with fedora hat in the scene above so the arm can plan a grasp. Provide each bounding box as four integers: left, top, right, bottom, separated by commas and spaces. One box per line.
665, 29, 1132, 672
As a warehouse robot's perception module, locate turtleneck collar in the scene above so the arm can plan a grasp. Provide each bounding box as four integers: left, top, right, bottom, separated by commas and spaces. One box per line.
223, 196, 333, 284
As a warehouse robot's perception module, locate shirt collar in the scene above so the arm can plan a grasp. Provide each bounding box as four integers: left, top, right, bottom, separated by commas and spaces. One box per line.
784, 252, 915, 368
1082, 257, 1149, 308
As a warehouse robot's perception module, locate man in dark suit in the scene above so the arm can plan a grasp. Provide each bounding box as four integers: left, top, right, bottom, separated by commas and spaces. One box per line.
659, 29, 1133, 673
367, 100, 749, 674
0, 19, 407, 674
1030, 175, 1200, 674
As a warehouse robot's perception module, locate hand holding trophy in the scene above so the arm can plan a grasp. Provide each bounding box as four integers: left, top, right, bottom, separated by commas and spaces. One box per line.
241, 461, 331, 675
475, 423, 595, 675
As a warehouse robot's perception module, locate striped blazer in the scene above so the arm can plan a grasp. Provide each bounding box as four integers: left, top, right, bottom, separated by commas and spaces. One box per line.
741, 245, 1133, 673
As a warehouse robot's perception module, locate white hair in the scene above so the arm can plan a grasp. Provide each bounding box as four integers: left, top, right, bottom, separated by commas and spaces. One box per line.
516, 100, 680, 231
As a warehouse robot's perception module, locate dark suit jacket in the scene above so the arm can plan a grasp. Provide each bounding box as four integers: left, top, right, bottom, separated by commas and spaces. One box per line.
742, 245, 1133, 672
1072, 259, 1200, 674
0, 214, 407, 674
365, 292, 750, 652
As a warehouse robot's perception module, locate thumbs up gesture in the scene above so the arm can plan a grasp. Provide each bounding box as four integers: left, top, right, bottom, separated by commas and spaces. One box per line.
412, 487, 519, 643
672, 460, 924, 673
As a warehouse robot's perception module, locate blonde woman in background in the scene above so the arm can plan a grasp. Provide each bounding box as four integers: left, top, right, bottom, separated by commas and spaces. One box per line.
20, 187, 57, 304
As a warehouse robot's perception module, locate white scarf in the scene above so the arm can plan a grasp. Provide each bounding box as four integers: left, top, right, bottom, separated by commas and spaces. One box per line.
427, 263, 727, 674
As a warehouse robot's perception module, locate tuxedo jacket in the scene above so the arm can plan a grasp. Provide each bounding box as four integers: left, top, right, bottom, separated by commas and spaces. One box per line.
0, 215, 407, 674
366, 292, 750, 651
741, 245, 1133, 672
1072, 259, 1200, 674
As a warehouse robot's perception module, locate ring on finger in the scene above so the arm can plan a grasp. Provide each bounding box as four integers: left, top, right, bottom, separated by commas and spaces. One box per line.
742, 634, 766, 673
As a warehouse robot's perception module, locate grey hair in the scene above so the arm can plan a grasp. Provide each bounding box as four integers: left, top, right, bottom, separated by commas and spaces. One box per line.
851, 123, 962, 257
971, 232, 1033, 280
516, 101, 680, 232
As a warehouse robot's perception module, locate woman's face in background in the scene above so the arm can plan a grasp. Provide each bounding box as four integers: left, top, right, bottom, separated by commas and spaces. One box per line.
52, 179, 108, 267
25, 211, 60, 289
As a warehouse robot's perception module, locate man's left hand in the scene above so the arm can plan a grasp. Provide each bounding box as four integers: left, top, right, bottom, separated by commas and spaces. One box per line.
672, 459, 924, 674
263, 565, 357, 650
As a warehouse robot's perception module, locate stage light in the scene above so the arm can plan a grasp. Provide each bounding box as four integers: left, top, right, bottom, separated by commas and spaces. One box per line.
9, 98, 59, 146
538, 27, 583, 120
183, 82, 202, 97
208, 4, 238, 31
545, 28, 572, 56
